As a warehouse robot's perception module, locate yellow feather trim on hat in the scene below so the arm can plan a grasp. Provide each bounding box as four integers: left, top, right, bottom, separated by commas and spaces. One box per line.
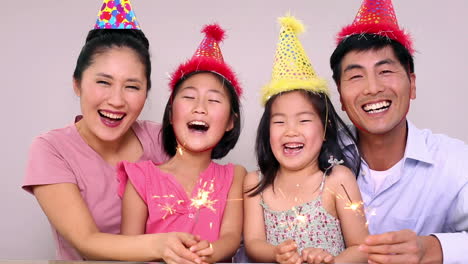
261, 78, 329, 105
278, 15, 305, 35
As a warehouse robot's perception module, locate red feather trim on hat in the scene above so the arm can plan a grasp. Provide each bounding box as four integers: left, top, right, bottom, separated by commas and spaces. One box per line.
337, 23, 414, 55
201, 24, 225, 42
169, 57, 242, 96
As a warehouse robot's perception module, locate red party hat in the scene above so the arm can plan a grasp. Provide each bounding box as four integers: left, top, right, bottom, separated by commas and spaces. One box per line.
169, 24, 242, 96
337, 0, 413, 54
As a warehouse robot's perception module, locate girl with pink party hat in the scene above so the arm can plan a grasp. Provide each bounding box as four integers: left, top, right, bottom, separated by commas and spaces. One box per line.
118, 24, 246, 264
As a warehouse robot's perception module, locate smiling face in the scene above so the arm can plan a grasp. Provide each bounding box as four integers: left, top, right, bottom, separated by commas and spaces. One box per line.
74, 46, 147, 143
338, 46, 416, 135
269, 90, 324, 172
170, 72, 234, 154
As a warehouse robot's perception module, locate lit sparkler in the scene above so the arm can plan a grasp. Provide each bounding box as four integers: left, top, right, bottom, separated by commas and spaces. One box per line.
176, 140, 187, 156
159, 203, 176, 219
153, 194, 184, 219
327, 185, 375, 228
190, 179, 218, 233
340, 184, 363, 213
177, 145, 184, 155
288, 206, 308, 251
190, 179, 218, 211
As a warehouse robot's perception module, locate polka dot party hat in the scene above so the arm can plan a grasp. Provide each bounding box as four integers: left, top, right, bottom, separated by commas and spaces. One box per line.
169, 24, 242, 96
94, 0, 141, 29
336, 0, 413, 54
261, 15, 328, 105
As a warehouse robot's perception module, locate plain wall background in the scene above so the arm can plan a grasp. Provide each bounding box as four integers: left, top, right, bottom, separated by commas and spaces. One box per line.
1, 0, 467, 259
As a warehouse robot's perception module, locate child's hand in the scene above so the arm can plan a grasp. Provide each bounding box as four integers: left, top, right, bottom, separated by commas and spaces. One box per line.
189, 239, 214, 263
159, 232, 202, 264
274, 240, 302, 264
301, 247, 335, 264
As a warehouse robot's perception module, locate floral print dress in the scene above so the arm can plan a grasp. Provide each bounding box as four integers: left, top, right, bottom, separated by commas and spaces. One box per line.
259, 172, 345, 256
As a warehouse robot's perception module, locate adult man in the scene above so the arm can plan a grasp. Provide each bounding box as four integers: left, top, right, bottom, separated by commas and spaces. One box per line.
330, 0, 468, 263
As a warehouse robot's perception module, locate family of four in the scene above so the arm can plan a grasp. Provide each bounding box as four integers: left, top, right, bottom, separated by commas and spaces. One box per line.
23, 0, 467, 263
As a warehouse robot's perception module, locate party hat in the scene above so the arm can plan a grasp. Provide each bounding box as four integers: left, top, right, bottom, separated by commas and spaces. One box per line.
169, 24, 242, 96
336, 0, 413, 54
261, 15, 328, 105
94, 0, 141, 29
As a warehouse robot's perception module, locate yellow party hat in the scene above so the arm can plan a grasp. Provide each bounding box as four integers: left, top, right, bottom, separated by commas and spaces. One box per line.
261, 15, 328, 105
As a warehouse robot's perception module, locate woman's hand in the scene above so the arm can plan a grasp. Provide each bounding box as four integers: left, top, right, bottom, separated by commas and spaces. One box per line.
301, 247, 335, 264
274, 240, 302, 264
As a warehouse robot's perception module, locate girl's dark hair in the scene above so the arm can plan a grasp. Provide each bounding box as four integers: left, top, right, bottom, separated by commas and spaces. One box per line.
248, 89, 360, 196
161, 71, 241, 159
330, 33, 414, 86
73, 29, 152, 91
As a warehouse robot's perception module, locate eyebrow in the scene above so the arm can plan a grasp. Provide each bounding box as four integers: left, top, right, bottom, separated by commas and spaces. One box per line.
343, 64, 363, 73
375, 58, 396, 67
343, 58, 397, 73
180, 86, 226, 96
271, 112, 285, 118
297, 111, 317, 117
96, 73, 142, 83
271, 111, 316, 118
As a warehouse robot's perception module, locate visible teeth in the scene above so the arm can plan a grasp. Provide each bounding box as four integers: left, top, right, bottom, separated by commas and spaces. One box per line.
188, 121, 208, 127
100, 111, 124, 119
363, 101, 390, 112
367, 108, 387, 114
284, 143, 304, 148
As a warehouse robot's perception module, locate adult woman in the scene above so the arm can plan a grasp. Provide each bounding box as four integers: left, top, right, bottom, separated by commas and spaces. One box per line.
22, 2, 203, 264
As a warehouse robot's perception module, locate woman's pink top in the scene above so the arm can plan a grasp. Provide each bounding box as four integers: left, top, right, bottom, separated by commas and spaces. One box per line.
117, 160, 234, 242
22, 119, 167, 260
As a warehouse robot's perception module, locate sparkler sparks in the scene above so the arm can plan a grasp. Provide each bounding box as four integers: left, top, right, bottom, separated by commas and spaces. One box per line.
189, 179, 218, 233
160, 203, 176, 219
340, 184, 363, 213
176, 140, 188, 156
177, 145, 184, 155
153, 194, 185, 219
287, 206, 309, 252
190, 179, 218, 212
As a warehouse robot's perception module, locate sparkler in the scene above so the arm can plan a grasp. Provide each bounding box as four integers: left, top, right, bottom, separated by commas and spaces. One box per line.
340, 184, 363, 212
153, 195, 185, 219
176, 145, 184, 155
175, 131, 189, 156
190, 179, 218, 233
286, 206, 308, 252
324, 185, 376, 228
160, 203, 176, 219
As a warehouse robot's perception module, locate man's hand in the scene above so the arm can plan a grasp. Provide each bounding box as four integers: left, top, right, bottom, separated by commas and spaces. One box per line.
359, 229, 442, 264
274, 240, 302, 264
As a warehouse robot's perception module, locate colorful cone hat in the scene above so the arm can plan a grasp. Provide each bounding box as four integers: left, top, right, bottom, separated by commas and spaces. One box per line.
261, 15, 328, 105
336, 0, 413, 54
169, 24, 242, 96
94, 0, 141, 29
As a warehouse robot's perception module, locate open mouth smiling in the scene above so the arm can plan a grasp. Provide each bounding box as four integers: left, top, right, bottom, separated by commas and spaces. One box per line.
187, 120, 209, 132
283, 142, 304, 154
98, 110, 125, 121
362, 100, 391, 114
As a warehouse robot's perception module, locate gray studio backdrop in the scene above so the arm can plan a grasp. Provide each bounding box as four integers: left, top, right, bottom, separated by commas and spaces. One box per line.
1, 0, 467, 260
